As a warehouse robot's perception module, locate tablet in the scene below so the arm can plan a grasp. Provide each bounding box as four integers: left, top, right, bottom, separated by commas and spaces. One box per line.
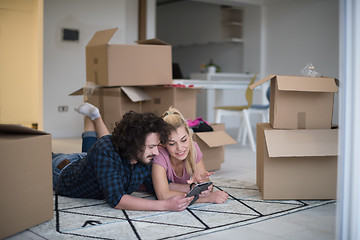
186, 182, 213, 206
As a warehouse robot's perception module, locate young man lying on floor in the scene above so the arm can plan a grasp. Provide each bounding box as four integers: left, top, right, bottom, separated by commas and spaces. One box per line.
52, 103, 194, 211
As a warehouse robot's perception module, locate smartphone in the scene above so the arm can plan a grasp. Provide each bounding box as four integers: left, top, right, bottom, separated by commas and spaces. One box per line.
186, 182, 213, 206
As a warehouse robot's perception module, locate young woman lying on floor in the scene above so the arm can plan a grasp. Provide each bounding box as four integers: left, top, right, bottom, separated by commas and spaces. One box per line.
152, 107, 228, 204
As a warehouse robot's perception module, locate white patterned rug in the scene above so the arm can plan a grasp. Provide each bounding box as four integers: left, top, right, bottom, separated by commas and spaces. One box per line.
30, 178, 335, 240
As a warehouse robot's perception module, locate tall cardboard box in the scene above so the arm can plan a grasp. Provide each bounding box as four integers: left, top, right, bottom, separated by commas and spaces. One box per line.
86, 28, 172, 86
70, 86, 151, 131
256, 123, 338, 200
142, 86, 199, 120
0, 124, 53, 239
250, 75, 338, 129
192, 124, 236, 171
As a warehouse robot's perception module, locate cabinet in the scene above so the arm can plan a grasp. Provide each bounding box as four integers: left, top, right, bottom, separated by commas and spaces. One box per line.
221, 7, 243, 42
158, 3, 244, 47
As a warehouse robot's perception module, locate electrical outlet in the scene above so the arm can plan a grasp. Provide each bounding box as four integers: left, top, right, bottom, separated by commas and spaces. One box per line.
58, 106, 69, 112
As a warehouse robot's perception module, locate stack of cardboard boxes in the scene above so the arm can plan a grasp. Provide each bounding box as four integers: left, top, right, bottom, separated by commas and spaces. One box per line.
72, 28, 235, 171
249, 75, 339, 200
71, 28, 199, 130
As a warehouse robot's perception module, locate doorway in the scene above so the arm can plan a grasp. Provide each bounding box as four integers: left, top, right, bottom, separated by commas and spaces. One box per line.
0, 0, 43, 129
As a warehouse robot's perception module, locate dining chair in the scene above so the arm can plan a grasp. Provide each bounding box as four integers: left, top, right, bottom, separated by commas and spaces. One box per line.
214, 74, 257, 152
238, 86, 270, 147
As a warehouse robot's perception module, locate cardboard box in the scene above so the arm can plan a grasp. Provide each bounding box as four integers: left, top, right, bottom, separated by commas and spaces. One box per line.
192, 124, 236, 171
249, 75, 338, 129
86, 28, 172, 86
142, 86, 199, 120
70, 85, 199, 131
0, 124, 53, 239
256, 123, 338, 200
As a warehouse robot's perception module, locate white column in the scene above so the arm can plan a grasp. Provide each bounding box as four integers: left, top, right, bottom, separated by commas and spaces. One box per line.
146, 0, 156, 39
336, 0, 360, 239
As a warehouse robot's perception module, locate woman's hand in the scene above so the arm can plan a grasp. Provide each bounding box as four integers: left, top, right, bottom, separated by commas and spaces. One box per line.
187, 170, 214, 184
198, 184, 213, 198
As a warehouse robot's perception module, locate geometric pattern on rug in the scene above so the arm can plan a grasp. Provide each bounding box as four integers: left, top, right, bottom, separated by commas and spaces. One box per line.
30, 178, 335, 240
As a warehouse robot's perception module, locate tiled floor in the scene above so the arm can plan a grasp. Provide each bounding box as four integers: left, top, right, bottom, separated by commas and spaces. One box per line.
6, 132, 337, 240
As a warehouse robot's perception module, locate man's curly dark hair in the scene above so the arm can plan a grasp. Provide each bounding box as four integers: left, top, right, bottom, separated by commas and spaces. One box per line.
111, 111, 172, 163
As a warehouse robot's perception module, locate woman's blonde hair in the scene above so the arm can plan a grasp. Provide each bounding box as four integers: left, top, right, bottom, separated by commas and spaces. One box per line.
162, 107, 197, 175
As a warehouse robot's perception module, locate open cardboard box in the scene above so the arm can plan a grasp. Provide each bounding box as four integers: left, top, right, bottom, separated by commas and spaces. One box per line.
256, 123, 338, 200
86, 28, 172, 86
249, 75, 338, 129
192, 124, 236, 171
71, 85, 199, 131
0, 124, 53, 239
142, 86, 199, 120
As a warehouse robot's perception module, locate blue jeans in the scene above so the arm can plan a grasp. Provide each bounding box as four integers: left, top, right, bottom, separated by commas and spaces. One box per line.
52, 131, 97, 190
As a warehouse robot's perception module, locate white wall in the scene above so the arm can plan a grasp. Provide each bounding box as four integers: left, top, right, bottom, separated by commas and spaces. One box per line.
264, 0, 339, 76
243, 4, 261, 74
263, 0, 339, 123
43, 0, 138, 138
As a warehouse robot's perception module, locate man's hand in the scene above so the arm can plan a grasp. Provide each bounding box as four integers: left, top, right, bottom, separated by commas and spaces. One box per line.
164, 194, 194, 212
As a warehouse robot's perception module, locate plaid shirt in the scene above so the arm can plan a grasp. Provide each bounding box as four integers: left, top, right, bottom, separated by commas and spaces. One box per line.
57, 135, 154, 208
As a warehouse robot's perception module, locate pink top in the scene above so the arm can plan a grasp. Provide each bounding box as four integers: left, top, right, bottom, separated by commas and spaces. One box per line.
153, 142, 203, 184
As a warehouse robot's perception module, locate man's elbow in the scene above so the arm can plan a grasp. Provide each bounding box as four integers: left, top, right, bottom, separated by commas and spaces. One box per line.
114, 195, 127, 210
114, 203, 124, 210
156, 191, 175, 200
